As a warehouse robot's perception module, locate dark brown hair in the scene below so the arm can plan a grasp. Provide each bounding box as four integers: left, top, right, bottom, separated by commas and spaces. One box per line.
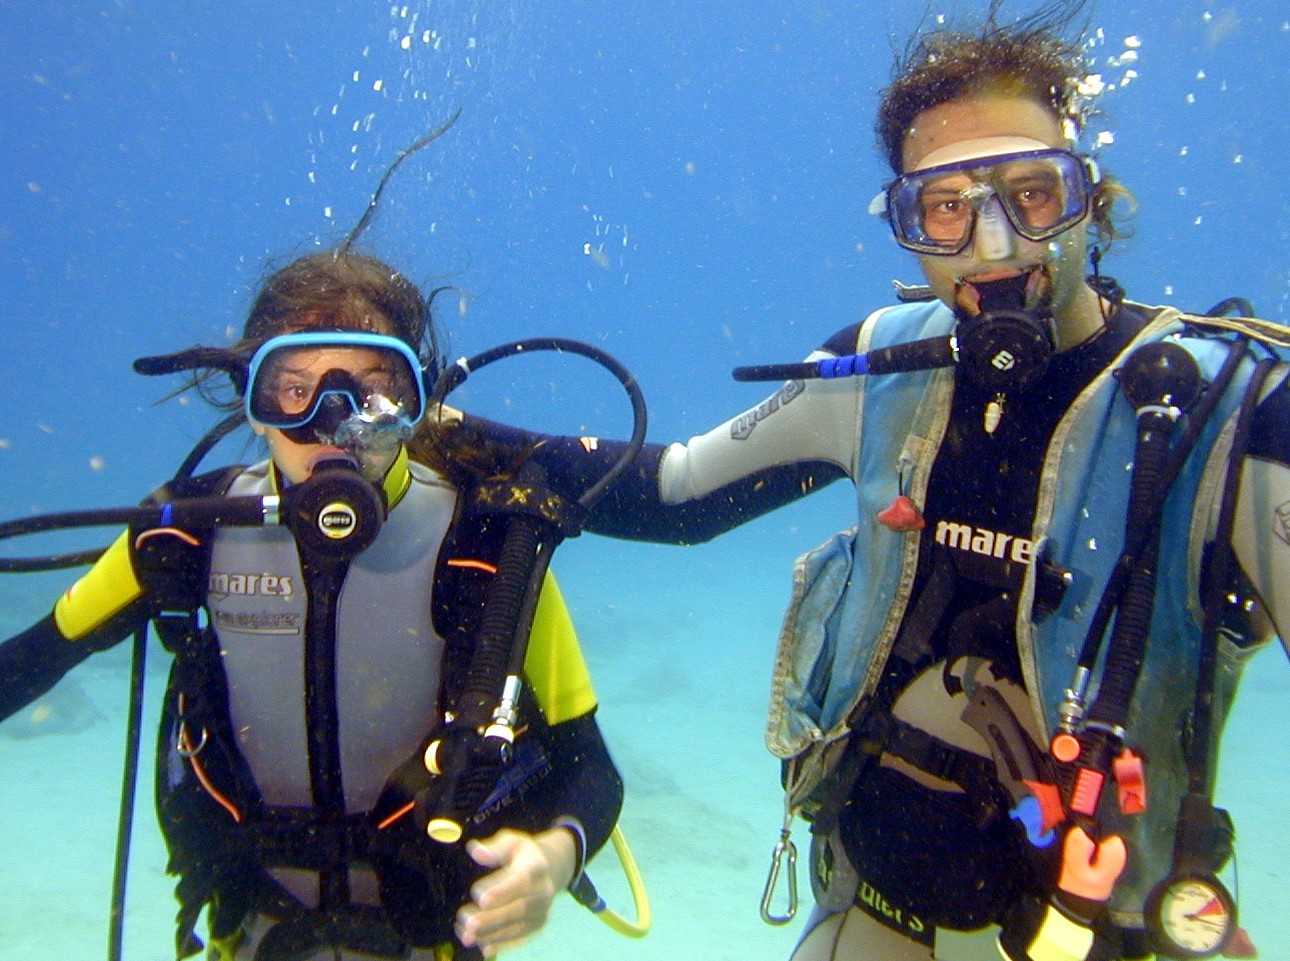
875, 1, 1131, 244
245, 250, 435, 357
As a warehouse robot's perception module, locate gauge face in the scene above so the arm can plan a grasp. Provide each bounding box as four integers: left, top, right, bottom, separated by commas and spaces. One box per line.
1152, 876, 1235, 958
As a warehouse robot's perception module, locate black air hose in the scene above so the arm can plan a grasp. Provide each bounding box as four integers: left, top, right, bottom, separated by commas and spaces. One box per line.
1087, 342, 1202, 730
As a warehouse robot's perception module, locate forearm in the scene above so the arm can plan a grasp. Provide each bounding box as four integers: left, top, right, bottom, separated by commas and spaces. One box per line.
0, 612, 136, 721
587, 447, 845, 543
466, 372, 856, 545
542, 712, 623, 859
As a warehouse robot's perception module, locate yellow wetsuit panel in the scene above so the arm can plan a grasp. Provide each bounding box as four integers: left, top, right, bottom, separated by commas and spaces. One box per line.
53, 531, 143, 641
524, 572, 597, 723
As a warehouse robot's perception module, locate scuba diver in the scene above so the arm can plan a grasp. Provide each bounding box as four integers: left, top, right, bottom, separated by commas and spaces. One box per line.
0, 152, 642, 956
423, 4, 1290, 960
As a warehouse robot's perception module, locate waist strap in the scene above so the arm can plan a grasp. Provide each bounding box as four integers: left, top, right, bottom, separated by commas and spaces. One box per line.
251, 876, 411, 961
869, 713, 1002, 827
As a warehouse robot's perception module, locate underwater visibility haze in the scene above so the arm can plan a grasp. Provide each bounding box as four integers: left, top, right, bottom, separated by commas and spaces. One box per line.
0, 2, 1287, 959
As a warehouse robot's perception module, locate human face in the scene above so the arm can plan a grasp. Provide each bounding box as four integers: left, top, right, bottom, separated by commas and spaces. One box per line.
249, 328, 418, 486
900, 95, 1105, 348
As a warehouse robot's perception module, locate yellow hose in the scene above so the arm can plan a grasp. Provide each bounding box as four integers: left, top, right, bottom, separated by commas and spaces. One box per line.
590, 825, 652, 938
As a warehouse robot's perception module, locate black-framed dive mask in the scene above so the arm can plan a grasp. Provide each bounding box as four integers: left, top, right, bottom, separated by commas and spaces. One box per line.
879, 148, 1100, 256
245, 332, 427, 448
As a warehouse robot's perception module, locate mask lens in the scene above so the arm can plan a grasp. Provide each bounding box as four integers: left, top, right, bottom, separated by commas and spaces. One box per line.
995, 154, 1081, 235
247, 333, 425, 430
887, 149, 1091, 255
916, 171, 977, 249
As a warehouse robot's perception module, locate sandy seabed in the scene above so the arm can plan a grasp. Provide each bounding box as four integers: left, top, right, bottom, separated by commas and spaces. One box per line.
1, 536, 1285, 961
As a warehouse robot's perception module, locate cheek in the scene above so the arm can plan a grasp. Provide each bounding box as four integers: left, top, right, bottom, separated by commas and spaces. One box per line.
262, 429, 314, 483
915, 256, 961, 299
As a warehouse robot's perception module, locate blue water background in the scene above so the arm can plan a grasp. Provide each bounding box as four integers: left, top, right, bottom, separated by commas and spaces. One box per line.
0, 2, 1286, 959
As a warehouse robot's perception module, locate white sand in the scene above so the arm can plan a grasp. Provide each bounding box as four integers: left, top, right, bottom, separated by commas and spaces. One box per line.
1, 534, 1285, 960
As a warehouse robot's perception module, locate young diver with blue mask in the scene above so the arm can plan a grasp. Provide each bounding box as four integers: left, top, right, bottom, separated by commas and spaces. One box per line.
0, 247, 627, 961
431, 3, 1290, 959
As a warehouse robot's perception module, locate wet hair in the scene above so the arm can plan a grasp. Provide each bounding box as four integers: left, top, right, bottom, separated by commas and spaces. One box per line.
185, 114, 466, 415
876, 1, 1132, 246
244, 249, 438, 362
186, 250, 445, 417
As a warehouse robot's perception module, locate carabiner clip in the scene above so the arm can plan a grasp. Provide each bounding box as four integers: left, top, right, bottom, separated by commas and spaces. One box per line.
760, 819, 798, 925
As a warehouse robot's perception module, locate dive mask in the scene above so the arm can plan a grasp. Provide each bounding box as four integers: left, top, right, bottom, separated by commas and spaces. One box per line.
877, 147, 1099, 256
245, 332, 427, 445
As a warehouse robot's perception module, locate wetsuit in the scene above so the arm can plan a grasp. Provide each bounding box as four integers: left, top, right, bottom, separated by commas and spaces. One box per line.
0, 450, 622, 961
472, 298, 1290, 960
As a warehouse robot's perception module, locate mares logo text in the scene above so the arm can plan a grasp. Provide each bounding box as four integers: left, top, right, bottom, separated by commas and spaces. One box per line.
856, 880, 927, 938
208, 571, 295, 601
730, 380, 804, 440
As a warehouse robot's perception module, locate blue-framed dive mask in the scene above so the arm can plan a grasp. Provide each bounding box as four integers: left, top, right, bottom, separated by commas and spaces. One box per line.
878, 148, 1100, 256
245, 332, 427, 449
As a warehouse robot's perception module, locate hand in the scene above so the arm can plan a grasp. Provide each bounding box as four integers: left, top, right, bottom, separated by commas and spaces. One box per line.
453, 826, 578, 957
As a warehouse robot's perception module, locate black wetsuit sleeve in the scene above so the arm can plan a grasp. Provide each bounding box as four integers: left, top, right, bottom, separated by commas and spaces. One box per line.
0, 601, 151, 722
466, 320, 862, 544
541, 709, 623, 858
463, 412, 847, 545
583, 447, 845, 543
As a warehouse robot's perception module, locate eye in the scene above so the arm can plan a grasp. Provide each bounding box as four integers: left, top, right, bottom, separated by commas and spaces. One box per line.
918, 191, 972, 243
1012, 187, 1053, 209
275, 380, 313, 413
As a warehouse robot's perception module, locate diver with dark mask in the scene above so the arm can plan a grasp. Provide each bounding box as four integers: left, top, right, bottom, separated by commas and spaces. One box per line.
422, 5, 1290, 960
0, 137, 632, 957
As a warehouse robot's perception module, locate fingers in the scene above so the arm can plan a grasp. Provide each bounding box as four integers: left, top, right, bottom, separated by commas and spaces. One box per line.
455, 830, 561, 955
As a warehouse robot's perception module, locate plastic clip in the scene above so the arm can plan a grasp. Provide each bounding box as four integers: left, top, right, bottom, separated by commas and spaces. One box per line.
760, 816, 799, 925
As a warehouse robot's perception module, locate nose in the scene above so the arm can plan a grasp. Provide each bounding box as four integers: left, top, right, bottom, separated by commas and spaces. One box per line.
971, 196, 1016, 261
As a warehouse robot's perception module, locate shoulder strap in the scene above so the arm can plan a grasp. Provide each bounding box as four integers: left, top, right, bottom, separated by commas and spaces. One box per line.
1174, 312, 1290, 350
431, 486, 509, 709
131, 465, 246, 613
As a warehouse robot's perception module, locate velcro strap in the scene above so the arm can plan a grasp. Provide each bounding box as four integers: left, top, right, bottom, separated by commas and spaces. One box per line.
881, 716, 997, 796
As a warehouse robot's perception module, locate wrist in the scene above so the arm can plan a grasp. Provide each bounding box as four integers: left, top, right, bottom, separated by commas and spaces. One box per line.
999, 898, 1097, 961
546, 816, 586, 890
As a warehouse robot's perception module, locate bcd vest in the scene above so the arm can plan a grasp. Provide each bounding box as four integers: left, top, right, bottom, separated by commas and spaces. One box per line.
766, 300, 1288, 922
139, 460, 564, 958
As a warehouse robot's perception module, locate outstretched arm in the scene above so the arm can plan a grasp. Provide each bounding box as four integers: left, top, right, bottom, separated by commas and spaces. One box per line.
0, 532, 152, 723
462, 344, 864, 544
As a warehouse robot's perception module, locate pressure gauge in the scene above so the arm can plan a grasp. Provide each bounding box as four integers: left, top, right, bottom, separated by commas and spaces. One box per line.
1144, 873, 1236, 959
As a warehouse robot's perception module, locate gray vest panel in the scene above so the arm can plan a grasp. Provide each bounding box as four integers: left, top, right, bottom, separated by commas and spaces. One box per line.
208, 462, 456, 812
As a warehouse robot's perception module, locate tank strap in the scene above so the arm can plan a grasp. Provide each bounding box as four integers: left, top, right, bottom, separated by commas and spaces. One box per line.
803, 698, 1001, 834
